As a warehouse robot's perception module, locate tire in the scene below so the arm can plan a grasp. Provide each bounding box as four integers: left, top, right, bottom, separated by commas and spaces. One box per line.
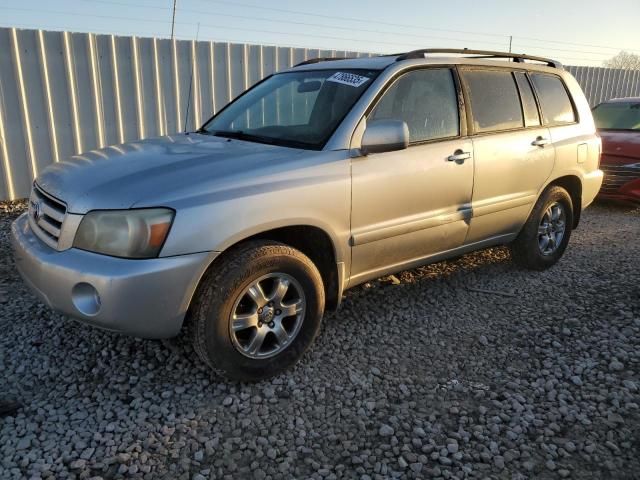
510, 185, 574, 271
187, 240, 325, 381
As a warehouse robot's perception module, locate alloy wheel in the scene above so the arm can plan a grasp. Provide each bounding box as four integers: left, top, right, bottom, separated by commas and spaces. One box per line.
229, 273, 306, 359
538, 201, 566, 256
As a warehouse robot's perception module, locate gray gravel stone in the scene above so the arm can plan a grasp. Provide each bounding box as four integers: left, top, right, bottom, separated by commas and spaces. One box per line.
69, 459, 86, 470
570, 375, 583, 386
16, 438, 31, 450
609, 360, 625, 371
413, 427, 426, 437
0, 201, 639, 479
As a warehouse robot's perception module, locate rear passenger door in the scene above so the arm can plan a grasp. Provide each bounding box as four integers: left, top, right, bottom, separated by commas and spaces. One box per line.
529, 72, 581, 175
459, 68, 555, 244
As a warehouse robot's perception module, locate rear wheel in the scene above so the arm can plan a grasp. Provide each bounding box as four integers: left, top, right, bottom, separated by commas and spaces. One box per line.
187, 240, 325, 381
510, 186, 574, 271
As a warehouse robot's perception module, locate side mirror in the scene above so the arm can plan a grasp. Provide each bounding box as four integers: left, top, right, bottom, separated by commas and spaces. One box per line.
361, 119, 409, 155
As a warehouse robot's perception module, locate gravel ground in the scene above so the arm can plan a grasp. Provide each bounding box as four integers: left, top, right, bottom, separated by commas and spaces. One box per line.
1, 200, 639, 480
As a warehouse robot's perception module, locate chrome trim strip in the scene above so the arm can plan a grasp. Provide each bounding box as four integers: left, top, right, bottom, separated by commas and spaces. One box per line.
351, 207, 472, 246
28, 214, 57, 249
472, 193, 537, 218
38, 200, 65, 223
36, 217, 61, 238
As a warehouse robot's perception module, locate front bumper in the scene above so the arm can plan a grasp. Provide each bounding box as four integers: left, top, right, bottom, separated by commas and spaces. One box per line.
11, 213, 216, 338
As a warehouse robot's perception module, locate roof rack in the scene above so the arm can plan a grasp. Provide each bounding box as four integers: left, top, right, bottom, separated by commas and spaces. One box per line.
294, 57, 350, 67
396, 48, 563, 69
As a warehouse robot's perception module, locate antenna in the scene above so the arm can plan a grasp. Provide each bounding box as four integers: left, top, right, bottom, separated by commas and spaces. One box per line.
183, 23, 200, 133
170, 0, 178, 40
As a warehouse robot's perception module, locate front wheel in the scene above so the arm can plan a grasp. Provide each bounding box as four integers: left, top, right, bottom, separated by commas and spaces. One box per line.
510, 185, 574, 271
187, 240, 325, 381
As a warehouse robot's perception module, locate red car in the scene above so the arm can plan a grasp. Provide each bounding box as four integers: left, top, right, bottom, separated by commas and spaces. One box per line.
592, 98, 640, 203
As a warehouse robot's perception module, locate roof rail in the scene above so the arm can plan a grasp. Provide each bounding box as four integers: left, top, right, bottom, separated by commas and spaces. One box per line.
294, 57, 351, 67
396, 48, 563, 69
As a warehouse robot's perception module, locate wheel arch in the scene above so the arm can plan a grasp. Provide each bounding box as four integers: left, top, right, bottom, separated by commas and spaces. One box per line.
547, 175, 582, 228
191, 224, 343, 315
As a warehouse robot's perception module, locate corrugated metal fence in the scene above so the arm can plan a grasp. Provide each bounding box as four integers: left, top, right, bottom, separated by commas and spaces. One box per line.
566, 65, 640, 108
1, 27, 639, 201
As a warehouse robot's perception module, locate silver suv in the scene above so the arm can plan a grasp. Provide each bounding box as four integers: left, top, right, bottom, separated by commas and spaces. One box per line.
12, 49, 603, 380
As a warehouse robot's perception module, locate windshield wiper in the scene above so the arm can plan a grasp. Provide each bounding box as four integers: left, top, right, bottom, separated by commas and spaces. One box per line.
198, 129, 316, 149
209, 130, 277, 145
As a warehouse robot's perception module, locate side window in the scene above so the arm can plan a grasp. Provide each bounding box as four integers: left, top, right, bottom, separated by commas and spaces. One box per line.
462, 70, 523, 133
369, 69, 459, 143
514, 72, 541, 127
530, 73, 576, 125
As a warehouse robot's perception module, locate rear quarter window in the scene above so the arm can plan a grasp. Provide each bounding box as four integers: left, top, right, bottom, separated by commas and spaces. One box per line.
462, 70, 524, 133
530, 73, 576, 125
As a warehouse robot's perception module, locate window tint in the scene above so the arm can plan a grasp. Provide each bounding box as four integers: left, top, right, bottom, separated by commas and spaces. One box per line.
462, 70, 523, 132
530, 73, 576, 124
514, 72, 541, 127
369, 69, 459, 142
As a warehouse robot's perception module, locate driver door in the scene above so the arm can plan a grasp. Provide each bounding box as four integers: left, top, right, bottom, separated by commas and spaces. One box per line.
349, 68, 474, 285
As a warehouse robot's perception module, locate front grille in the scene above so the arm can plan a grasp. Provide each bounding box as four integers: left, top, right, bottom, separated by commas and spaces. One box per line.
28, 183, 67, 249
600, 165, 640, 194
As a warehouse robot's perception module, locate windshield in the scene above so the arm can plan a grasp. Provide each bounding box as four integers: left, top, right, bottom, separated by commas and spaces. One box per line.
592, 101, 640, 131
200, 69, 379, 149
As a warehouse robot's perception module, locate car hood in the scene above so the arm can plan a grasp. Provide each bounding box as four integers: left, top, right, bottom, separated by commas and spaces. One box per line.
599, 130, 640, 164
36, 134, 308, 213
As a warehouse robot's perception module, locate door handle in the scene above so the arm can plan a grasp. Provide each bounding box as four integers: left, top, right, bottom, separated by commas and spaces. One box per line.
447, 150, 471, 163
531, 136, 549, 147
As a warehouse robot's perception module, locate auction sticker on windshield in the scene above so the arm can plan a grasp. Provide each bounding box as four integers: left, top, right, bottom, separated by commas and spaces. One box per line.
327, 72, 370, 88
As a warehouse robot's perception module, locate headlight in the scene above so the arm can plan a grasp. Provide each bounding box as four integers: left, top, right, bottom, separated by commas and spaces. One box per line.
73, 208, 175, 258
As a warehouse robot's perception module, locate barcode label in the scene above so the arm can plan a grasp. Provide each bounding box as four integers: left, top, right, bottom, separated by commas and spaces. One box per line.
326, 72, 370, 88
